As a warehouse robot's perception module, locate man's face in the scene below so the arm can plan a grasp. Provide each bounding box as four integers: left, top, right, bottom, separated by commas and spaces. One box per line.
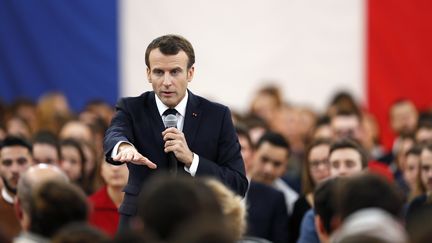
0, 146, 33, 194
329, 148, 363, 177
33, 143, 60, 165
404, 154, 420, 189
331, 115, 362, 141
251, 142, 288, 185
416, 128, 432, 144
147, 48, 194, 108
390, 102, 418, 135
420, 149, 432, 193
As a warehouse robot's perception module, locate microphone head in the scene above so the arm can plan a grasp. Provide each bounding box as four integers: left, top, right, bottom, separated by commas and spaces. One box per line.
163, 114, 178, 128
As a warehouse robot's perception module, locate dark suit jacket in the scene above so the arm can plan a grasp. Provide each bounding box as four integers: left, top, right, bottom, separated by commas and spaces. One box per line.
246, 181, 289, 243
104, 90, 248, 217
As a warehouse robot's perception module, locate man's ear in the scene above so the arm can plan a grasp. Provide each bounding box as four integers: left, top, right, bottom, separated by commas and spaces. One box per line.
331, 215, 342, 232
187, 66, 195, 82
315, 215, 326, 235
147, 67, 151, 83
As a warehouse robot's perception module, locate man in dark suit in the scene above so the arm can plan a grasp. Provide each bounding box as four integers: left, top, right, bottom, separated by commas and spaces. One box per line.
103, 34, 248, 229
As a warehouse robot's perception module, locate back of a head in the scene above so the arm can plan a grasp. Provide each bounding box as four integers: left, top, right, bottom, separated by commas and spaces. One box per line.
29, 180, 88, 238
338, 172, 403, 220
137, 174, 223, 241
314, 177, 345, 235
331, 208, 408, 243
51, 222, 109, 243
204, 178, 246, 240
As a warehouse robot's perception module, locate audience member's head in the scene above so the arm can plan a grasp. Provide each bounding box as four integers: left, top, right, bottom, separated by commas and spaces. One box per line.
330, 109, 363, 142
59, 120, 93, 144
250, 131, 290, 185
415, 121, 432, 145
16, 163, 69, 231
236, 125, 255, 175
403, 145, 424, 200
249, 84, 283, 125
204, 178, 246, 240
420, 144, 432, 194
302, 139, 332, 194
36, 92, 72, 134
389, 99, 418, 136
51, 222, 109, 243
6, 116, 32, 140
314, 177, 345, 243
137, 174, 223, 242
337, 173, 404, 221
32, 130, 61, 165
59, 139, 87, 186
331, 208, 408, 243
312, 115, 333, 140
406, 206, 432, 243
27, 180, 88, 238
0, 136, 33, 195
329, 139, 367, 177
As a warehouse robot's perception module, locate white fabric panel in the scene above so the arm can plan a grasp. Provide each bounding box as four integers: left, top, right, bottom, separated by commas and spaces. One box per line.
120, 0, 364, 113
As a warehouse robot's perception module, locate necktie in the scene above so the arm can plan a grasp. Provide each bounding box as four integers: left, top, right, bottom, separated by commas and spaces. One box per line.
163, 108, 177, 116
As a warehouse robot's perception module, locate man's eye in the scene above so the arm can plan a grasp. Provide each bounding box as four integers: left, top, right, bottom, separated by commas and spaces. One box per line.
1, 159, 12, 166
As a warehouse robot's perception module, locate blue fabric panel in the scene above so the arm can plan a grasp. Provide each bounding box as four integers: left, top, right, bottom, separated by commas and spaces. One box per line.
0, 0, 118, 111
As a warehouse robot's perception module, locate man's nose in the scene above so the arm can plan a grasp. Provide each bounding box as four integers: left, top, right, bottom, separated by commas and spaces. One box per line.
163, 72, 173, 85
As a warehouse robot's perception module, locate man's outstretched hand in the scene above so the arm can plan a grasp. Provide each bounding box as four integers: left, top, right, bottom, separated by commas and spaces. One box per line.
113, 143, 157, 169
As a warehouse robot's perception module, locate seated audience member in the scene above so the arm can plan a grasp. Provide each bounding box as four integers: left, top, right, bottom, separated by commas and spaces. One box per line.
402, 145, 424, 202
15, 180, 88, 242
312, 116, 333, 140
0, 136, 34, 239
290, 139, 332, 243
51, 222, 109, 243
313, 177, 345, 243
88, 159, 129, 236
136, 175, 224, 242
331, 173, 406, 243
406, 206, 432, 243
36, 92, 72, 135
406, 143, 432, 219
415, 121, 432, 145
32, 131, 61, 165
297, 138, 368, 243
15, 164, 69, 234
204, 179, 246, 241
331, 209, 408, 243
249, 132, 298, 215
236, 126, 289, 243
59, 139, 91, 194
5, 116, 32, 140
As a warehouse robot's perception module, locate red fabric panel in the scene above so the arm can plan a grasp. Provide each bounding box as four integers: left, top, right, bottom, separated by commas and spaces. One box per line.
367, 0, 432, 150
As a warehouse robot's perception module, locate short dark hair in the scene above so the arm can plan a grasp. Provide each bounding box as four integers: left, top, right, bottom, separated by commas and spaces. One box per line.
0, 135, 32, 154
145, 34, 195, 69
29, 181, 89, 237
337, 173, 404, 221
137, 174, 223, 241
256, 131, 290, 152
235, 124, 254, 150
329, 138, 368, 169
314, 177, 345, 234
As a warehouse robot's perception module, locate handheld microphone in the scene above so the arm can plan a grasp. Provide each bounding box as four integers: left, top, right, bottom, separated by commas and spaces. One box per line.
163, 114, 178, 175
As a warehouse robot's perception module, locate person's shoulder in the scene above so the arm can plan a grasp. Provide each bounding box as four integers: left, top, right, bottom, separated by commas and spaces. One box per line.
249, 181, 285, 199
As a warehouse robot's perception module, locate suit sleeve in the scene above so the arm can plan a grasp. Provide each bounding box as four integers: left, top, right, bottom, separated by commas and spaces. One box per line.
103, 99, 135, 165
195, 107, 249, 197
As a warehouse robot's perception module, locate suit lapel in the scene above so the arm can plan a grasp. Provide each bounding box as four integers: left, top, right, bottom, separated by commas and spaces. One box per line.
183, 91, 202, 148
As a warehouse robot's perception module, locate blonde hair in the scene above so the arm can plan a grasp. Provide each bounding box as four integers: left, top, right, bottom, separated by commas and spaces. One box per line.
204, 178, 247, 240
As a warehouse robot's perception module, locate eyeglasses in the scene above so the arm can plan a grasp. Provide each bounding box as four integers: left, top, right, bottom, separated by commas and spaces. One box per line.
309, 159, 329, 169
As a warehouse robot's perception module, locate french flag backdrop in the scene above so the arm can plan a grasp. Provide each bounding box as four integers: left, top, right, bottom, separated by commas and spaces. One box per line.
0, 0, 431, 150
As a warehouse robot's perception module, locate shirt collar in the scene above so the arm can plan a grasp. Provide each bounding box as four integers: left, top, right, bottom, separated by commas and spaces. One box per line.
155, 91, 188, 118
1, 187, 14, 204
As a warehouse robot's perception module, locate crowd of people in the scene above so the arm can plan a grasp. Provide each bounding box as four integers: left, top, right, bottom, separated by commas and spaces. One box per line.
0, 85, 431, 243
2, 32, 432, 243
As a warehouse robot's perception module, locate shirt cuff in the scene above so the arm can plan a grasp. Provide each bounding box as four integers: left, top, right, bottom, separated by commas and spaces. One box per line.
111, 141, 134, 157
184, 153, 199, 176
